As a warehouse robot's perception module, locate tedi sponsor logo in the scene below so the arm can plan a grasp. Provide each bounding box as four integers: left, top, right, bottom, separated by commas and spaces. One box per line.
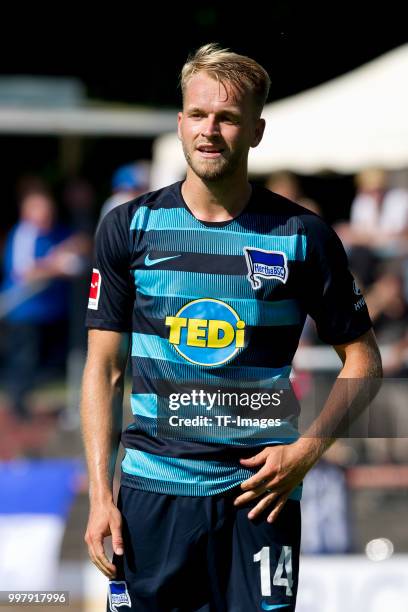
165, 298, 245, 366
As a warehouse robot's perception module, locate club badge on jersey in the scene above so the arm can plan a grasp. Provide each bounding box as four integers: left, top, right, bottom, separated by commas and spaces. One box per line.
244, 247, 288, 290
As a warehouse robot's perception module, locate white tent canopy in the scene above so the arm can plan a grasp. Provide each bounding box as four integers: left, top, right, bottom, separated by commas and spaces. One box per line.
151, 44, 408, 188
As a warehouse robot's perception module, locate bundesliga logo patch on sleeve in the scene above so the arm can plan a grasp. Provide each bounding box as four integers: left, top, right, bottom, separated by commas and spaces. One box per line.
108, 581, 131, 611
88, 268, 101, 310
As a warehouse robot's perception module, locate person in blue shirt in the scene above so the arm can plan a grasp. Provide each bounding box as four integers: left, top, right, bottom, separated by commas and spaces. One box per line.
81, 43, 382, 611
1, 188, 71, 419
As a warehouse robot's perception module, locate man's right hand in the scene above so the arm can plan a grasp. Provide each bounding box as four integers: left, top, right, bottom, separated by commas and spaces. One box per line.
84, 499, 124, 579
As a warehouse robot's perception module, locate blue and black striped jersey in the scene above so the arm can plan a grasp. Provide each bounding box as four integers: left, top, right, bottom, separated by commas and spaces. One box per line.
85, 180, 372, 497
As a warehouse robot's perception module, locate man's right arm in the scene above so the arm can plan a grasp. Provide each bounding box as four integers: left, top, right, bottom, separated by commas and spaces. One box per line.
81, 328, 130, 579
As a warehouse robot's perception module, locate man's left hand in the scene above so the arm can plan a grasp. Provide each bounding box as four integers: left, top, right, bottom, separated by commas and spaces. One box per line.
234, 442, 315, 523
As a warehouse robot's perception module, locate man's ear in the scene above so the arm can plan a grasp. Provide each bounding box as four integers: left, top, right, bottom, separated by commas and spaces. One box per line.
251, 118, 266, 148
177, 111, 183, 141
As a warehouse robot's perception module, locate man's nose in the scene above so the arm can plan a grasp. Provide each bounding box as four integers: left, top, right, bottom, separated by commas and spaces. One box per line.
201, 116, 220, 137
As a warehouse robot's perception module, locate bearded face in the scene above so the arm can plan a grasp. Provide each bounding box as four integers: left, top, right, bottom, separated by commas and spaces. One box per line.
178, 71, 262, 183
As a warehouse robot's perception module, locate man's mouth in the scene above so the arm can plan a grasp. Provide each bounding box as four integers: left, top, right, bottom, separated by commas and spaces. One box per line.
196, 145, 224, 158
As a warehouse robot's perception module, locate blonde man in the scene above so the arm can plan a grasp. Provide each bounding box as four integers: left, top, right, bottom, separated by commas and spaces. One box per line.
82, 43, 380, 611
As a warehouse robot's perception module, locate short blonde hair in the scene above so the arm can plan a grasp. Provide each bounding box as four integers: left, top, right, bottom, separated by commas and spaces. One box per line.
180, 42, 271, 118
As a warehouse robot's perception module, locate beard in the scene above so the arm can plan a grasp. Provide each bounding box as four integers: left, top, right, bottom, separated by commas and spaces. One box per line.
181, 141, 244, 182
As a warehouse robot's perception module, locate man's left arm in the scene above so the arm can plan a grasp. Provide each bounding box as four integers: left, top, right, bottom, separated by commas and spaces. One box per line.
234, 329, 382, 522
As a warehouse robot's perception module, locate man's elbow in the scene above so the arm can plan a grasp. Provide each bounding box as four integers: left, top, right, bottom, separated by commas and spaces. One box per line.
335, 329, 383, 381
111, 367, 126, 393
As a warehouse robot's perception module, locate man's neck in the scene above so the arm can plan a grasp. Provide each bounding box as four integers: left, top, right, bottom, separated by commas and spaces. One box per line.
181, 171, 252, 222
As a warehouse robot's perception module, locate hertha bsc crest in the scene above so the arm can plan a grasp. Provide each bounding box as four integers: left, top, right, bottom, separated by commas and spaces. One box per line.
244, 247, 288, 289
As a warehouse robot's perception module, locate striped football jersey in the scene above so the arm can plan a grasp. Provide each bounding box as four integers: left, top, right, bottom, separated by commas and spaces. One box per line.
85, 181, 372, 497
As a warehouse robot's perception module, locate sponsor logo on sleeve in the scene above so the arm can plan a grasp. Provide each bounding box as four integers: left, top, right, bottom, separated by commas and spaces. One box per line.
88, 268, 101, 310
353, 279, 366, 310
353, 280, 362, 295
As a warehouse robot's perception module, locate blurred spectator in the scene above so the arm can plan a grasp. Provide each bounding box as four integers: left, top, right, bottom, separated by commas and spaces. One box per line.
15, 174, 49, 202
335, 168, 408, 287
301, 454, 353, 554
365, 266, 408, 339
61, 177, 96, 333
266, 171, 322, 215
364, 263, 408, 463
0, 188, 72, 419
383, 330, 408, 376
98, 160, 151, 223
347, 169, 408, 246
364, 261, 408, 374
63, 177, 96, 238
62, 178, 97, 428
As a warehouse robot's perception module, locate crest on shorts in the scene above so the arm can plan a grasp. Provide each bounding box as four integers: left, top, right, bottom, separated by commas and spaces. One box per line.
244, 247, 288, 289
108, 581, 131, 611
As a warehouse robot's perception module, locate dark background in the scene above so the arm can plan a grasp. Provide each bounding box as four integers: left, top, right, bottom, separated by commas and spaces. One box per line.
1, 3, 407, 226
3, 4, 407, 106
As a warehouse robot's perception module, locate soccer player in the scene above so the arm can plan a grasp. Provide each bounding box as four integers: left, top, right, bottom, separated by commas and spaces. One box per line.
81, 43, 382, 611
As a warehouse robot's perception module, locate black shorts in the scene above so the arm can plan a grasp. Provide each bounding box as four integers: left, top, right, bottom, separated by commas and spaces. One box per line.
106, 485, 301, 612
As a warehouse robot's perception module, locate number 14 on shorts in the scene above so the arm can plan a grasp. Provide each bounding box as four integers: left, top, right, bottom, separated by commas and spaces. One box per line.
253, 545, 293, 598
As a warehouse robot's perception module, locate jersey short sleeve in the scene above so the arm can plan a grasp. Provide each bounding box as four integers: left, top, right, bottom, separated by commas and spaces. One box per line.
85, 204, 134, 332
301, 212, 373, 345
